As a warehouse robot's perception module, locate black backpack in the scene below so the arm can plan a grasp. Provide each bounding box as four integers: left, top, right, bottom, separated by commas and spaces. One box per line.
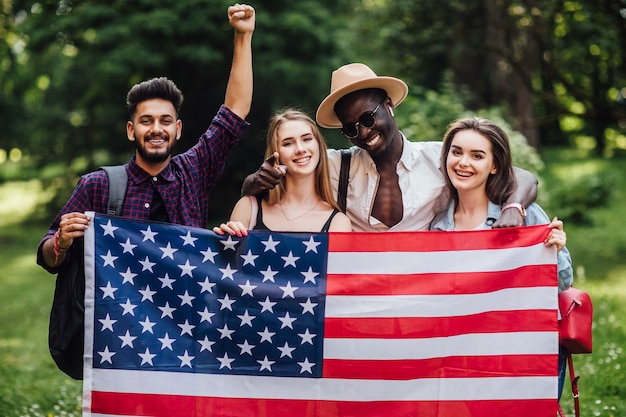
48, 166, 127, 379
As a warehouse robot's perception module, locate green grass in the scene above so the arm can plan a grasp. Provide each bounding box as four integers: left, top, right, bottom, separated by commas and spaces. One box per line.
0, 150, 624, 416
0, 220, 82, 416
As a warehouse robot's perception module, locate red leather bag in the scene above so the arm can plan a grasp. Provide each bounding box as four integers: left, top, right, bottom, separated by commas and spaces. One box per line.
559, 287, 593, 354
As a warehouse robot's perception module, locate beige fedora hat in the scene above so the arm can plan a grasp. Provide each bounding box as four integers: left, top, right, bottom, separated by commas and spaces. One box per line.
316, 63, 408, 128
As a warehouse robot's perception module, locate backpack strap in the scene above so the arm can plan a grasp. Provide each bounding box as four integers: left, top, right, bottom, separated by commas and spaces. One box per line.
337, 149, 351, 213
101, 165, 128, 216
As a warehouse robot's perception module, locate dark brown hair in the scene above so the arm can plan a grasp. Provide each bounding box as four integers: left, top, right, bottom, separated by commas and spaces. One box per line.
441, 117, 516, 205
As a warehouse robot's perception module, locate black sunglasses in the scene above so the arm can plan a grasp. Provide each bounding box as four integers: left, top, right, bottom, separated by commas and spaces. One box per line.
340, 99, 386, 139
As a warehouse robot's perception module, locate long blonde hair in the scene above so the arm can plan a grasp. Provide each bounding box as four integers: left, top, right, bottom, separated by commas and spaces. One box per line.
264, 109, 339, 211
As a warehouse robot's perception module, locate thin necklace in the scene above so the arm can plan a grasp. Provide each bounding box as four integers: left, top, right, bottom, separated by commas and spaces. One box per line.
278, 199, 321, 221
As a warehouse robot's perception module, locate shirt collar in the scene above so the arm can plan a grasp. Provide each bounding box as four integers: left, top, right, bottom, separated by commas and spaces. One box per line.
398, 133, 414, 171
431, 199, 502, 230
127, 156, 176, 184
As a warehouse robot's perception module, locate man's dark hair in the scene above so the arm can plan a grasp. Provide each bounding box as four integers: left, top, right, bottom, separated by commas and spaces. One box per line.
126, 77, 184, 119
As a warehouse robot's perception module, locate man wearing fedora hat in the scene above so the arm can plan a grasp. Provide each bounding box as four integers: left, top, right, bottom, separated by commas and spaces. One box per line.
242, 63, 537, 231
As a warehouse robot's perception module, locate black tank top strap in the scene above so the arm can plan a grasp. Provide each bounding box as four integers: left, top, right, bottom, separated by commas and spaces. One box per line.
254, 195, 270, 231
320, 209, 340, 232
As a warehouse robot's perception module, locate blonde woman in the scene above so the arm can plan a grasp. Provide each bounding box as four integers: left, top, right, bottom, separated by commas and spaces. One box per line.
215, 109, 352, 235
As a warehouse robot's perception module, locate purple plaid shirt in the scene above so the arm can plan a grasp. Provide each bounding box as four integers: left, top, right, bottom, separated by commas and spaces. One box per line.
38, 105, 248, 273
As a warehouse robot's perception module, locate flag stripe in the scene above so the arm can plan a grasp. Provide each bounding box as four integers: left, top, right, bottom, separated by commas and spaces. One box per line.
322, 332, 556, 360
323, 309, 556, 339
327, 244, 554, 275
328, 225, 550, 252
91, 391, 557, 417
326, 264, 557, 295
91, 390, 558, 417
90, 369, 555, 401
322, 354, 558, 380
325, 287, 556, 318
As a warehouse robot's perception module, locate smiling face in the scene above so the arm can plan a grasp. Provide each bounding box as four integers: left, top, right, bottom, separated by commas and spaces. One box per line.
276, 119, 320, 177
334, 89, 397, 157
126, 98, 182, 169
446, 129, 497, 195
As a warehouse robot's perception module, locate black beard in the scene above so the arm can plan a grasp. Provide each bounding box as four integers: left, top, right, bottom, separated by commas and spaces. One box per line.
135, 134, 174, 163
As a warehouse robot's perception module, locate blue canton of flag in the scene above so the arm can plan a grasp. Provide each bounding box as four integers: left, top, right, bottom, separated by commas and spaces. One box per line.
90, 215, 328, 378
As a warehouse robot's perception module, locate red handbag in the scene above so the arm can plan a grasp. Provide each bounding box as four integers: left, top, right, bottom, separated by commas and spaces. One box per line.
559, 287, 593, 353
557, 287, 593, 417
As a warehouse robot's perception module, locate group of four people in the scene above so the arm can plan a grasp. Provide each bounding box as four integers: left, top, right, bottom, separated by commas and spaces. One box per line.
37, 3, 572, 402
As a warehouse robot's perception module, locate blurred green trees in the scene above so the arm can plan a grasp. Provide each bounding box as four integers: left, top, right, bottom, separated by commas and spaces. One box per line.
1, 0, 624, 222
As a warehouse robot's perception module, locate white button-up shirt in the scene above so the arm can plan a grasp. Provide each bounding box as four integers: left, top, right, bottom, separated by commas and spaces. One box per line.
328, 136, 449, 232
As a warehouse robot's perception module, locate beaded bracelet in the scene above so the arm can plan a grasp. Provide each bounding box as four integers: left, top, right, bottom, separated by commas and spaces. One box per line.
53, 229, 68, 264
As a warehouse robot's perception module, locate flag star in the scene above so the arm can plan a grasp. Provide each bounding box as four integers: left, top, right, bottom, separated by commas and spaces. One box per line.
298, 329, 316, 345
178, 350, 195, 368
257, 355, 275, 372
261, 235, 280, 252
281, 251, 300, 268
198, 336, 215, 353
139, 256, 156, 272
158, 301, 176, 319
218, 294, 236, 311
238, 280, 257, 297
119, 298, 137, 316
139, 285, 157, 302
100, 220, 118, 237
237, 340, 255, 356
178, 259, 197, 278
217, 353, 235, 370
140, 226, 157, 242
119, 330, 137, 348
298, 357, 316, 374
180, 231, 198, 247
200, 247, 218, 263
158, 273, 176, 290
198, 307, 215, 324
198, 277, 216, 294
241, 249, 258, 266
159, 242, 178, 259
237, 309, 255, 327
259, 296, 277, 313
98, 346, 116, 364
301, 267, 319, 284
260, 266, 278, 283
139, 316, 156, 334
99, 281, 118, 299
220, 235, 239, 251
279, 281, 298, 298
278, 342, 296, 358
278, 311, 297, 329
178, 290, 196, 307
100, 250, 118, 268
119, 267, 137, 285
119, 238, 137, 254
217, 324, 235, 340
257, 327, 276, 343
300, 297, 318, 315
302, 236, 321, 253
139, 348, 156, 366
98, 313, 117, 332
219, 263, 237, 280
178, 319, 195, 336
158, 333, 176, 351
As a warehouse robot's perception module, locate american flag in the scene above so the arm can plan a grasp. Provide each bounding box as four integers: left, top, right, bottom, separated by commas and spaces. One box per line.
83, 213, 559, 417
